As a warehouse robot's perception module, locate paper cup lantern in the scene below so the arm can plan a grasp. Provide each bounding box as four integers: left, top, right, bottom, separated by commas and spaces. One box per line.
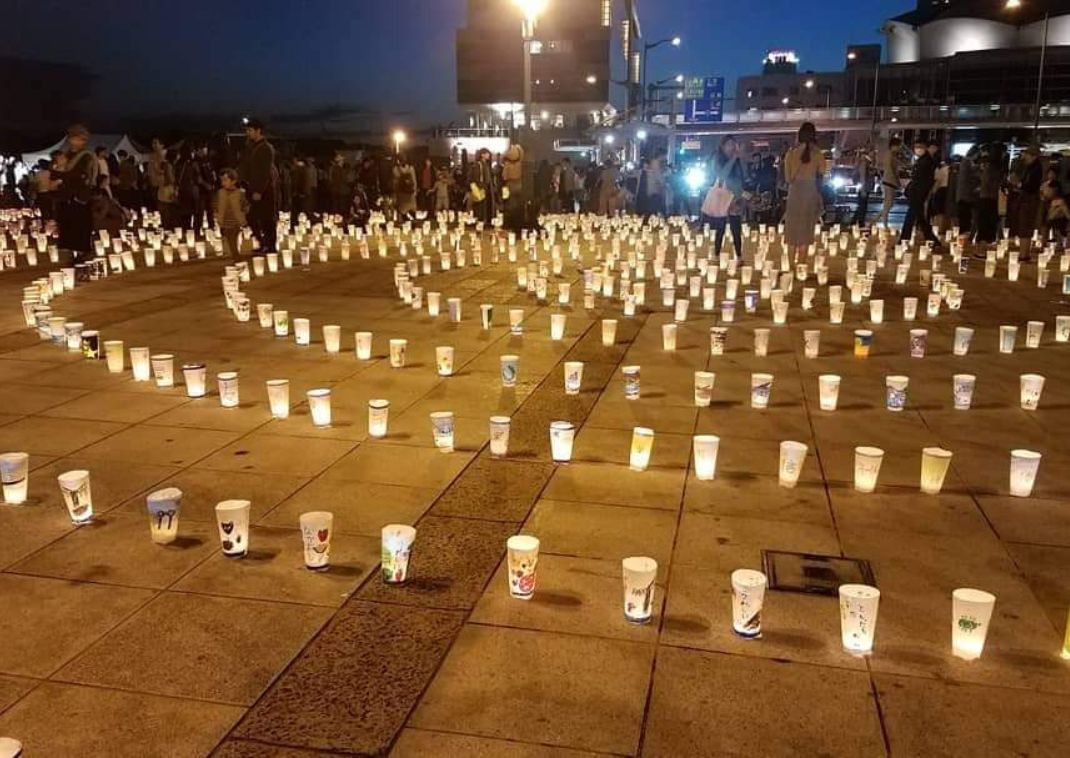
819, 374, 841, 411
368, 399, 390, 438
217, 372, 240, 408
869, 299, 884, 324
909, 329, 928, 358
951, 588, 996, 660
381, 524, 417, 584
885, 375, 909, 412
435, 346, 455, 377
839, 584, 880, 654
323, 325, 342, 354
273, 309, 289, 337
854, 447, 885, 493
146, 487, 183, 545
509, 309, 525, 334
550, 313, 566, 340
710, 327, 729, 356
731, 569, 768, 639
999, 325, 1017, 354
257, 303, 273, 328
564, 361, 584, 396
427, 292, 441, 316
266, 379, 290, 419
693, 435, 720, 480
1009, 449, 1041, 497
750, 373, 773, 409
500, 355, 519, 387
1026, 320, 1044, 349
601, 319, 617, 346
355, 331, 373, 360
662, 323, 677, 351
150, 354, 175, 388
430, 411, 455, 452
622, 556, 658, 624
853, 330, 873, 358
489, 416, 511, 457
299, 511, 333, 570
778, 441, 808, 488
622, 365, 641, 400
0, 452, 29, 505
506, 535, 540, 599
480, 303, 494, 329
1020, 374, 1045, 411
753, 328, 769, 357
550, 421, 575, 462
307, 388, 332, 427
57, 469, 93, 524
694, 371, 716, 407
803, 330, 820, 359
629, 427, 655, 471
389, 339, 407, 368
130, 347, 151, 381
215, 499, 250, 557
953, 326, 974, 356
182, 364, 207, 398
920, 447, 953, 495
952, 374, 976, 410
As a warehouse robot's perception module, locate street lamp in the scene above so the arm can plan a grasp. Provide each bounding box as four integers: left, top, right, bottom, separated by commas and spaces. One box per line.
392, 130, 406, 154
514, 0, 547, 132
1006, 0, 1048, 137
642, 35, 682, 120
586, 74, 598, 85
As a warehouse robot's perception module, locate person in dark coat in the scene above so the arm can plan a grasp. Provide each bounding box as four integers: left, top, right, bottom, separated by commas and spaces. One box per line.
468, 148, 497, 224
329, 153, 352, 216
899, 139, 940, 247
53, 124, 97, 261
358, 157, 380, 206
238, 118, 278, 252
193, 145, 217, 228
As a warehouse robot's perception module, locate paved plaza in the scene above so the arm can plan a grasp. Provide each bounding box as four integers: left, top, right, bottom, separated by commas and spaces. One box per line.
0, 218, 1069, 756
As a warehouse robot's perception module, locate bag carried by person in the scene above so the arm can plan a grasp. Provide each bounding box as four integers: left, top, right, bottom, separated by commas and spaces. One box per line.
702, 182, 735, 218
469, 182, 486, 203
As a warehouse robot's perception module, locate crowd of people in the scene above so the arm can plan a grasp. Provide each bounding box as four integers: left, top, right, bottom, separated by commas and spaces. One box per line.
6, 118, 1070, 264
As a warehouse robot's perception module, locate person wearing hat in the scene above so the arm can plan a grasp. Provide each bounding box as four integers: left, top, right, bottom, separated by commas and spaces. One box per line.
238, 118, 278, 252
53, 124, 97, 261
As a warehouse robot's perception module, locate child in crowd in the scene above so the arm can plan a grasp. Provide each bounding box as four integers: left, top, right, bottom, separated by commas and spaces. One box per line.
215, 168, 247, 259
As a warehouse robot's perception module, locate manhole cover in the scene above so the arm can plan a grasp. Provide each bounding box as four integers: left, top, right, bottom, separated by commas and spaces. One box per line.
762, 550, 875, 597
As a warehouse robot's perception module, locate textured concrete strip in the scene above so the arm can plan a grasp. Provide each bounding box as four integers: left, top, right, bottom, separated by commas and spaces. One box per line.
430, 457, 555, 522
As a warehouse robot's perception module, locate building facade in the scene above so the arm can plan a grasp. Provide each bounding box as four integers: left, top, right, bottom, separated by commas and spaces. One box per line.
735, 50, 846, 110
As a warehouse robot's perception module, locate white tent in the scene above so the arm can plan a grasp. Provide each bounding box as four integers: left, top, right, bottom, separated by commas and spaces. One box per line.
22, 134, 146, 167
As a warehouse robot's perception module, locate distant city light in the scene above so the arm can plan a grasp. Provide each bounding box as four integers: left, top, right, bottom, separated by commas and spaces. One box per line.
675, 74, 684, 83
671, 36, 682, 47
586, 74, 597, 84
636, 129, 648, 140
805, 79, 815, 89
604, 134, 615, 144
847, 51, 857, 61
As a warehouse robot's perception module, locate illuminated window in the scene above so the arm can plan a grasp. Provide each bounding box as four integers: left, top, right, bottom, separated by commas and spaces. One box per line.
602, 0, 612, 27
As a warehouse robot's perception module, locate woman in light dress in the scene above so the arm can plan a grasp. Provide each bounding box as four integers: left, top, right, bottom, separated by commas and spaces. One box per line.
783, 122, 826, 257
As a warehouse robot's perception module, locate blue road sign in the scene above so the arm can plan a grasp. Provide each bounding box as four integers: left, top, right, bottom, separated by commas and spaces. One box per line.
683, 76, 725, 123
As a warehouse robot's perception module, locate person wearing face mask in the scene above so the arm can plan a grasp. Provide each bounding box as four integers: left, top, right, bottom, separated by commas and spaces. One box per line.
899, 139, 940, 248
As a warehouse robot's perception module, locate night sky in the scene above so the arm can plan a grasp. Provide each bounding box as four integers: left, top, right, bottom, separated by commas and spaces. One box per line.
8, 0, 906, 126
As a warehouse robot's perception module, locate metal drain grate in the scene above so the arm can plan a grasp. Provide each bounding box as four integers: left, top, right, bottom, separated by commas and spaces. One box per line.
762, 550, 876, 597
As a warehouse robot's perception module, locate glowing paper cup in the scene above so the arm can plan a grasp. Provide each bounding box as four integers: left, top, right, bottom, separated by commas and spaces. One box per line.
909, 329, 928, 358
564, 361, 584, 395
150, 354, 175, 387
182, 364, 207, 398
550, 421, 575, 462
323, 325, 342, 354
217, 371, 240, 408
999, 325, 1017, 354
920, 447, 953, 495
629, 427, 655, 471
854, 447, 884, 493
430, 411, 455, 452
307, 388, 332, 427
381, 524, 417, 584
803, 330, 821, 359
622, 556, 658, 624
355, 331, 373, 360
731, 569, 768, 639
506, 535, 540, 599
368, 399, 389, 437
273, 309, 289, 337
952, 588, 996, 661
693, 435, 720, 480
146, 487, 183, 545
500, 355, 519, 387
694, 371, 716, 407
550, 313, 567, 340
750, 373, 773, 409
753, 328, 769, 357
266, 379, 290, 418
853, 330, 873, 358
1009, 449, 1041, 497
952, 374, 976, 410
622, 365, 641, 400
953, 327, 974, 356
778, 441, 808, 488
215, 499, 250, 557
885, 375, 909, 412
601, 319, 617, 346
57, 469, 93, 524
839, 584, 880, 654
819, 374, 841, 411
1020, 374, 1045, 411
300, 511, 333, 570
489, 416, 511, 457
389, 339, 408, 368
662, 323, 677, 350
436, 346, 455, 377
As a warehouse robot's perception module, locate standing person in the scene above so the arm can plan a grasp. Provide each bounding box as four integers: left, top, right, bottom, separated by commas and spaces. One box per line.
91, 175, 128, 235
116, 150, 140, 210
238, 118, 278, 252
929, 145, 950, 234
597, 158, 621, 216
783, 122, 827, 258
708, 136, 746, 258
956, 147, 981, 244
145, 138, 166, 209
94, 146, 112, 196
194, 145, 216, 228
291, 157, 317, 223
215, 168, 247, 259
359, 156, 380, 207
558, 158, 576, 212
173, 144, 199, 230
468, 149, 496, 224
875, 136, 902, 227
501, 143, 525, 231
899, 139, 940, 248
851, 147, 874, 227
53, 124, 97, 261
534, 159, 552, 215
1016, 146, 1043, 253
645, 153, 668, 217
393, 154, 417, 221
329, 153, 351, 216
34, 156, 56, 219
432, 167, 452, 212
418, 157, 435, 212
974, 146, 1002, 245
156, 149, 178, 229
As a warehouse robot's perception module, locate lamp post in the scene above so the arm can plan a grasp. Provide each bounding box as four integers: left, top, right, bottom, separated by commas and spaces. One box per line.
1006, 0, 1049, 138
514, 0, 547, 133
641, 36, 682, 120
392, 129, 406, 155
